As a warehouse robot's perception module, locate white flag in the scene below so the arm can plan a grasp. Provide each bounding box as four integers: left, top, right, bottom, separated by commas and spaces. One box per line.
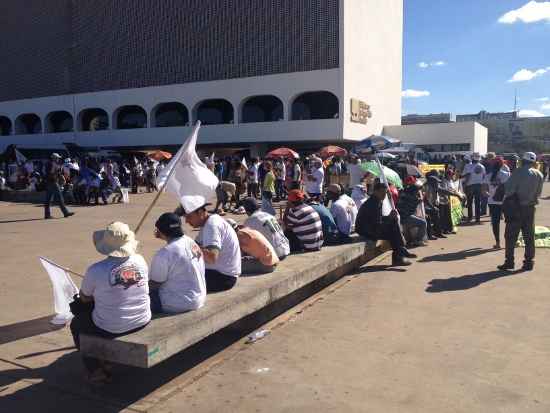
241, 157, 248, 170
15, 148, 27, 164
39, 257, 79, 325
156, 122, 219, 213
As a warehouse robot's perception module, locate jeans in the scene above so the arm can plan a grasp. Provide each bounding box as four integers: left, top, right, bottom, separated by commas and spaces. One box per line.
504, 205, 536, 264
261, 191, 276, 216
489, 204, 503, 244
44, 183, 70, 218
275, 179, 286, 200
205, 269, 238, 293
149, 289, 163, 314
241, 256, 277, 275
401, 215, 427, 243
466, 184, 482, 222
70, 310, 147, 373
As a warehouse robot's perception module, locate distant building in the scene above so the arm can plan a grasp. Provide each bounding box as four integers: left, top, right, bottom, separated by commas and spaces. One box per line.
456, 110, 518, 122
401, 113, 455, 125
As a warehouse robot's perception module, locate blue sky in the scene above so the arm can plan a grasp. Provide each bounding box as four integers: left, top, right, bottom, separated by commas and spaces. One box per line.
402, 0, 550, 117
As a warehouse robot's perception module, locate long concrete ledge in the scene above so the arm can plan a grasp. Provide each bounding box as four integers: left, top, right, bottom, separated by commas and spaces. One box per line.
80, 239, 385, 368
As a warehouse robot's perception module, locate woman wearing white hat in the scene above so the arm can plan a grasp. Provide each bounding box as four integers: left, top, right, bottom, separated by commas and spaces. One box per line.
70, 222, 151, 384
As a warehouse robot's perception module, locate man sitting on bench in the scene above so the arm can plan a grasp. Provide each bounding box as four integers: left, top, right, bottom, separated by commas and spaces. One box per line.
184, 201, 241, 292
70, 222, 151, 384
149, 213, 207, 313
356, 183, 417, 267
325, 184, 358, 244
283, 189, 324, 253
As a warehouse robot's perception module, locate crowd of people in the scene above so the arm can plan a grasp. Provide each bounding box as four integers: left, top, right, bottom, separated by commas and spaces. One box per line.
65, 147, 545, 384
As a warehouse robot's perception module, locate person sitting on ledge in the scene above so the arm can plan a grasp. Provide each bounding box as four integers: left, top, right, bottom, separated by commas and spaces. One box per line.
70, 222, 151, 384
355, 183, 417, 267
283, 189, 324, 253
325, 184, 358, 244
184, 200, 241, 292
226, 218, 279, 275
149, 213, 206, 314
242, 197, 290, 260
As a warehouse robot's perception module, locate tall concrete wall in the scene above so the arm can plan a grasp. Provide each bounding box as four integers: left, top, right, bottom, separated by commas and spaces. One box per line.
341, 0, 403, 141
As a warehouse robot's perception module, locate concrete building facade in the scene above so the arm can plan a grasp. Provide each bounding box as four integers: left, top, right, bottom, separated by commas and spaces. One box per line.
0, 0, 403, 153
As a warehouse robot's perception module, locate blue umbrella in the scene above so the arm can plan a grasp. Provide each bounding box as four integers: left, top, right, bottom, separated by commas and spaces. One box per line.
353, 135, 401, 155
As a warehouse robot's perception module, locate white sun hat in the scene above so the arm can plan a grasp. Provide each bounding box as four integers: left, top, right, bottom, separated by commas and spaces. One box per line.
93, 222, 138, 257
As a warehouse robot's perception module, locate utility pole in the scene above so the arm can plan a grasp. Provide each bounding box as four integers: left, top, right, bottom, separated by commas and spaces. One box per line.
513, 88, 518, 113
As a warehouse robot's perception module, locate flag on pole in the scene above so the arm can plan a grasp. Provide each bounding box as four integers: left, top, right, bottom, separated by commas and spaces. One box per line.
156, 122, 219, 213
15, 148, 27, 164
241, 157, 248, 170
39, 257, 79, 325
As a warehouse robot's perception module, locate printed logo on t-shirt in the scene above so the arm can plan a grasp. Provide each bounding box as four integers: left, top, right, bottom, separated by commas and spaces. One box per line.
109, 263, 145, 289
191, 244, 203, 260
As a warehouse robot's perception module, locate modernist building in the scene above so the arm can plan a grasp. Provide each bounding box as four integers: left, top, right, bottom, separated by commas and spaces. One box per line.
401, 113, 455, 125
0, 0, 403, 154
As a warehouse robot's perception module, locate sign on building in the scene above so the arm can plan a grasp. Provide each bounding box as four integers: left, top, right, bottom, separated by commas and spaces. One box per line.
350, 99, 372, 124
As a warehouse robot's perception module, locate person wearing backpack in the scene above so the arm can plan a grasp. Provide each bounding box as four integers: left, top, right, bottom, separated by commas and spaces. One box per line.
483, 157, 510, 249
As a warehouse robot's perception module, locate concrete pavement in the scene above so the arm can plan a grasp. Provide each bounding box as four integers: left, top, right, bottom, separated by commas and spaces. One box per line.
1, 186, 549, 412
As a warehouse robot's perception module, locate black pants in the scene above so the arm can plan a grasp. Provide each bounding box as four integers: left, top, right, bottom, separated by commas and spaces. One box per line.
426, 205, 442, 236
44, 183, 70, 218
466, 184, 482, 222
284, 229, 303, 252
70, 310, 146, 373
369, 218, 406, 257
205, 269, 237, 293
439, 203, 453, 233
489, 204, 503, 244
505, 205, 536, 265
247, 182, 259, 198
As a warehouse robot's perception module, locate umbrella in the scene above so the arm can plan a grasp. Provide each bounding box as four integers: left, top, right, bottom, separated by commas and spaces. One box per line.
148, 150, 173, 161
266, 147, 299, 159
354, 135, 401, 155
318, 145, 347, 159
360, 161, 403, 189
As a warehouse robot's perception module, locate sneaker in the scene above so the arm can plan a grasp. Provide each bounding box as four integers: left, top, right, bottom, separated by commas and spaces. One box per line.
497, 262, 514, 271
436, 233, 447, 239
522, 261, 534, 271
401, 249, 418, 259
64, 212, 75, 218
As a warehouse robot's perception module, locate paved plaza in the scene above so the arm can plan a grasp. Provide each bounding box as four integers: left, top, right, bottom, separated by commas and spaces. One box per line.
1, 186, 549, 412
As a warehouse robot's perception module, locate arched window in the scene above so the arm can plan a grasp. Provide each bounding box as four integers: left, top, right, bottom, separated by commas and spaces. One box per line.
45, 111, 73, 133
241, 95, 284, 123
195, 99, 234, 125
15, 114, 42, 134
79, 108, 109, 131
291, 91, 339, 120
152, 102, 189, 127
0, 116, 12, 136
115, 105, 147, 129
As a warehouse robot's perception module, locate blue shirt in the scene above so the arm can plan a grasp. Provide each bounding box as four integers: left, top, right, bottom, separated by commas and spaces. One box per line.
309, 202, 338, 238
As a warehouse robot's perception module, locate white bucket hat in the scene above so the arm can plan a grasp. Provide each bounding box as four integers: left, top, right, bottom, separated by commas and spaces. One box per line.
522, 152, 536, 162
93, 222, 138, 257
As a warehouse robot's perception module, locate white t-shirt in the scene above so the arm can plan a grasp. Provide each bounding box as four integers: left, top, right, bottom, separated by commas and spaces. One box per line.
244, 210, 290, 258
81, 255, 151, 334
463, 162, 486, 186
305, 167, 324, 194
150, 236, 207, 313
348, 163, 364, 187
293, 164, 302, 181
248, 164, 259, 183
330, 194, 358, 235
484, 169, 510, 205
196, 214, 241, 277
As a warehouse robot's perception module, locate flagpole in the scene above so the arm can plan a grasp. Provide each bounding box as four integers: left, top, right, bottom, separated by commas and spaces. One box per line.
39, 256, 84, 279
134, 122, 201, 235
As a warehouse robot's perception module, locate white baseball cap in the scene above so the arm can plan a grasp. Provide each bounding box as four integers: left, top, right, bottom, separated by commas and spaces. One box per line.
522, 152, 536, 162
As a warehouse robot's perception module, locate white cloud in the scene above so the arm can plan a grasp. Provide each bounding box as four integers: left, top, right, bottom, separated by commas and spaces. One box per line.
519, 109, 546, 117
508, 67, 550, 82
418, 61, 446, 69
536, 97, 550, 102
498, 1, 550, 24
402, 89, 430, 98
541, 103, 550, 110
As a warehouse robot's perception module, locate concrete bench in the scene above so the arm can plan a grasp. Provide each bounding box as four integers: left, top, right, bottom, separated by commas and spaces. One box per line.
80, 238, 387, 368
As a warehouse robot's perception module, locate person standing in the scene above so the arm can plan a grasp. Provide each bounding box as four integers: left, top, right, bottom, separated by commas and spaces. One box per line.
483, 158, 510, 249
262, 161, 277, 216
461, 152, 486, 224
44, 153, 74, 219
247, 158, 260, 198
305, 158, 324, 202
498, 152, 544, 271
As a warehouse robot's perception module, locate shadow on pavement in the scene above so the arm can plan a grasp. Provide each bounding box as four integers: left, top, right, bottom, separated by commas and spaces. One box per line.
0, 218, 50, 224
419, 247, 495, 263
0, 316, 65, 345
425, 269, 524, 293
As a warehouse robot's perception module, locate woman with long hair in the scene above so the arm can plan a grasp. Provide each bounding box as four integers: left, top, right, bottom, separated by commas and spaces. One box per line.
483, 157, 510, 249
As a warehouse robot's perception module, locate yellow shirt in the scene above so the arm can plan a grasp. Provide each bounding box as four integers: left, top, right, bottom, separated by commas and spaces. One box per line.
263, 171, 276, 193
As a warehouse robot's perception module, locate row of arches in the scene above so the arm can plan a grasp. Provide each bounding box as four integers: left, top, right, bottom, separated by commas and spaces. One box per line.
0, 91, 339, 136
